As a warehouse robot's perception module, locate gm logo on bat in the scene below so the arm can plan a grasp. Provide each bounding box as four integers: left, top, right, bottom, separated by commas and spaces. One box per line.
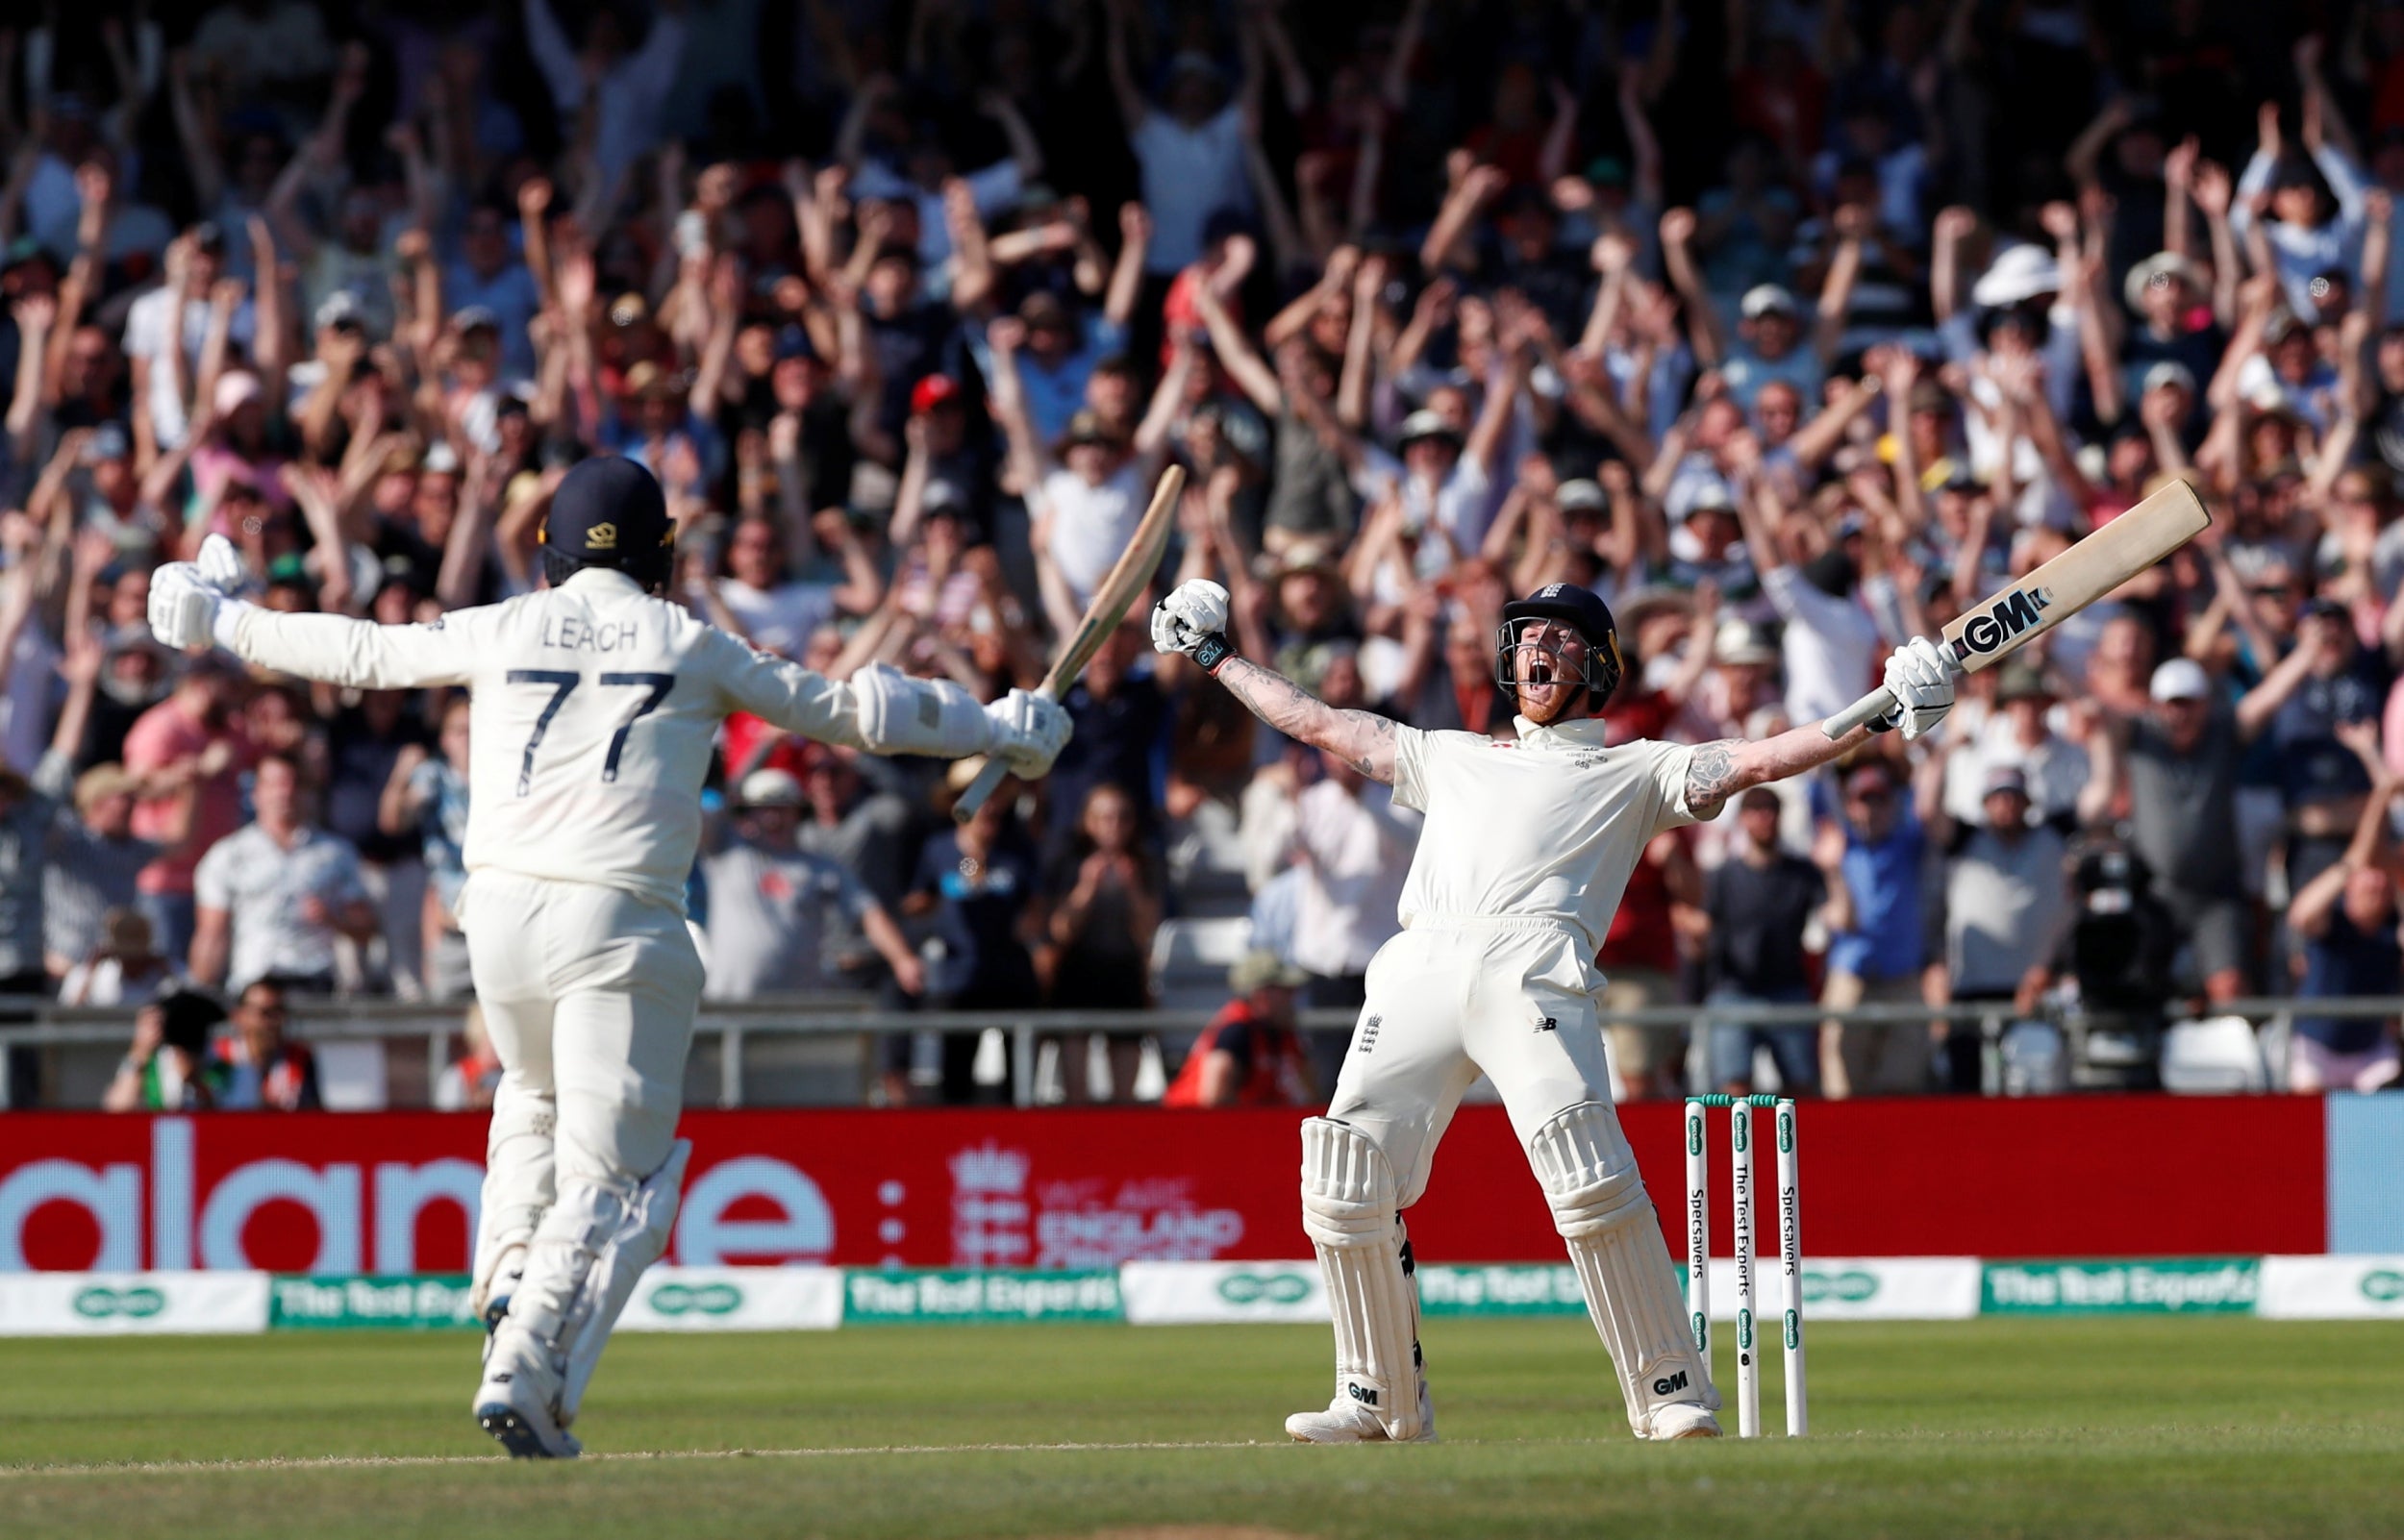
1955, 585, 2054, 658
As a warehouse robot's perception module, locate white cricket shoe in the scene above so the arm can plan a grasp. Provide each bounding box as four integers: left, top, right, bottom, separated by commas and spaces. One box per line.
1647, 1403, 1722, 1440
1285, 1377, 1438, 1444
474, 1328, 580, 1459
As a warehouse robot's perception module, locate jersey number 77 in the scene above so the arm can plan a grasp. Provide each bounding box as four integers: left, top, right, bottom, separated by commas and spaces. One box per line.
505, 670, 677, 796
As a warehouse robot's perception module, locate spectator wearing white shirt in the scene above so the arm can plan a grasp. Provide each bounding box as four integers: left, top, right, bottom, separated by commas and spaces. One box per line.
189, 754, 378, 995
1284, 749, 1418, 1004
702, 511, 884, 659
987, 313, 1189, 638
122, 226, 255, 456
2232, 96, 2368, 320
1104, 6, 1257, 275
1731, 470, 1889, 729
698, 770, 924, 1004
522, 0, 688, 189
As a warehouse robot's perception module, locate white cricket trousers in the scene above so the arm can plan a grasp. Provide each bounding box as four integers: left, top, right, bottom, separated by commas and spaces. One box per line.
1328, 918, 1618, 1201
461, 870, 706, 1262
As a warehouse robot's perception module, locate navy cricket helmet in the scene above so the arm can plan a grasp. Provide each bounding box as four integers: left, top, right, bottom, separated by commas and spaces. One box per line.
1493, 582, 1625, 710
540, 457, 676, 591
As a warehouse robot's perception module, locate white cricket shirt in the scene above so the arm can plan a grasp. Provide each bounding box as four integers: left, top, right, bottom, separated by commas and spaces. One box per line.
1390, 715, 1697, 954
226, 568, 873, 910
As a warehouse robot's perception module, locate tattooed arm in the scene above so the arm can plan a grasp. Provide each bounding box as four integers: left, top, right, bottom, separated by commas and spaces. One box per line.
1684, 720, 1879, 820
1214, 657, 1401, 782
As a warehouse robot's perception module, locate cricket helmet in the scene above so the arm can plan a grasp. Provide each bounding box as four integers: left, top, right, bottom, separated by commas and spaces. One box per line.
540, 456, 676, 591
1493, 582, 1624, 712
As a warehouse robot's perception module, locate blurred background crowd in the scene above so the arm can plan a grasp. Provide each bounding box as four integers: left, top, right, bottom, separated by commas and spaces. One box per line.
4, 0, 2404, 1112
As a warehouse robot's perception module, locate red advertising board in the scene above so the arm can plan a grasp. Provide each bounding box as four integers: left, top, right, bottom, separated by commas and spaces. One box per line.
0, 1095, 2327, 1273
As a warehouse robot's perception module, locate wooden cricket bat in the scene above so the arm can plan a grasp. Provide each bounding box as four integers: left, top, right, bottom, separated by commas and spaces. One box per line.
1822, 477, 2211, 738
952, 464, 1187, 822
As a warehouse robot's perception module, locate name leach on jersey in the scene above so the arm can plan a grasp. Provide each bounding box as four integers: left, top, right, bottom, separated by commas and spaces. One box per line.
226, 567, 871, 912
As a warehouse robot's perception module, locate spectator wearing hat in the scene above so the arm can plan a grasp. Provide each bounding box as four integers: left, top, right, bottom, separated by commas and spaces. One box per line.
2116, 250, 2223, 427
989, 312, 1185, 637
1662, 201, 1859, 411
189, 753, 377, 997
1927, 752, 2073, 1094
1941, 660, 2099, 832
698, 769, 924, 1004
2089, 652, 2326, 1003
1162, 950, 1315, 1107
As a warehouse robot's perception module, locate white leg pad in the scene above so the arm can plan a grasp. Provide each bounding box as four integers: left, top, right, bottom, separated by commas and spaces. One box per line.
471, 1085, 555, 1319
1527, 1102, 1717, 1438
492, 1139, 689, 1425
1299, 1117, 1427, 1441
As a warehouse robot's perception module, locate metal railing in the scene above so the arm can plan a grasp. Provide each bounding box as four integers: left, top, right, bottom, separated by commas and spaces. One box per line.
0, 993, 2391, 1110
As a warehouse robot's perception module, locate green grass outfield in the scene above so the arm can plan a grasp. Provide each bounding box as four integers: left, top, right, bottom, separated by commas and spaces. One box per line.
3, 1318, 2400, 1539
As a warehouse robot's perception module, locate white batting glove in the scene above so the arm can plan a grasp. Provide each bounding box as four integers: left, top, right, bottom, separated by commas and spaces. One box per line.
196, 532, 249, 594
1878, 635, 1959, 741
147, 562, 224, 651
984, 689, 1073, 779
1150, 579, 1231, 659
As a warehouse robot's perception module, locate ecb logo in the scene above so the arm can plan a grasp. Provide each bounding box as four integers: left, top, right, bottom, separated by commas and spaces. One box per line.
1957, 587, 2053, 656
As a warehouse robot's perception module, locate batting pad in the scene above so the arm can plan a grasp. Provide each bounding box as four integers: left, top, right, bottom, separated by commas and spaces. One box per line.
503, 1139, 690, 1425
852, 663, 991, 758
1528, 1102, 1717, 1438
1299, 1118, 1426, 1440
471, 1087, 557, 1319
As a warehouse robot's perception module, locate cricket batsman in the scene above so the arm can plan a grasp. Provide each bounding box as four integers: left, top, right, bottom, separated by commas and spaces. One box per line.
1152, 577, 1954, 1441
149, 458, 1071, 1458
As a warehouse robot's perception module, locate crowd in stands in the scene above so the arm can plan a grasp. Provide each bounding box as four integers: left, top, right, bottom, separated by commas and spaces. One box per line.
6, 0, 2404, 1110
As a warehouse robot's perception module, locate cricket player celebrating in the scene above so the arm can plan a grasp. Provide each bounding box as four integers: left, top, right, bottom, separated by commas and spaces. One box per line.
149, 459, 1070, 1458
1152, 577, 1954, 1442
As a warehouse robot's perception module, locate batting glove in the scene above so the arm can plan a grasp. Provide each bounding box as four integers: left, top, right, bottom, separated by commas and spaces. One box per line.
148, 534, 256, 652
984, 689, 1072, 779
1877, 635, 1958, 741
1151, 579, 1233, 669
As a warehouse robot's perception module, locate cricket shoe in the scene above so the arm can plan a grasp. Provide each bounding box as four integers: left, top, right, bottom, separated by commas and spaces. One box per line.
1285, 1377, 1438, 1444
473, 1330, 580, 1459
1647, 1403, 1722, 1440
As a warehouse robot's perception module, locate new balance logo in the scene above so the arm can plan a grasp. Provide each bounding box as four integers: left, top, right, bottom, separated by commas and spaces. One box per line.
1652, 1370, 1688, 1396
1535, 1015, 1557, 1033
1347, 1382, 1381, 1407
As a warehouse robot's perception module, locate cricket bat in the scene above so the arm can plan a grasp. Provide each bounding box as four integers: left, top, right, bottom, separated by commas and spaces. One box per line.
952, 463, 1187, 822
1822, 477, 2211, 738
